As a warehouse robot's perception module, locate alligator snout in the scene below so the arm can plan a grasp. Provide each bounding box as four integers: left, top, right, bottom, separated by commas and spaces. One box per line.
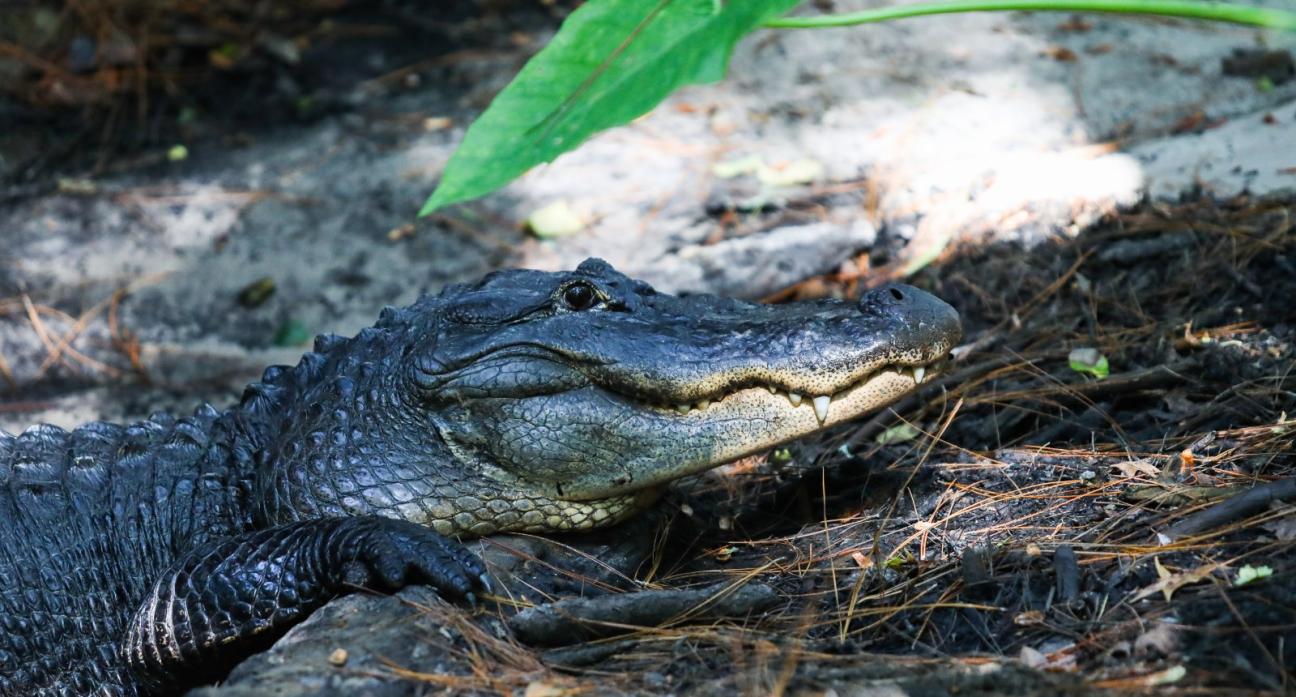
859, 283, 960, 328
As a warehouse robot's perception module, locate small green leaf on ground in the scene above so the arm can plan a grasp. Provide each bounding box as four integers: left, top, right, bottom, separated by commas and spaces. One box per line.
167, 144, 188, 162
527, 200, 587, 238
876, 422, 921, 445
421, 0, 802, 216
57, 178, 97, 195
274, 319, 312, 347
1068, 347, 1109, 378
756, 158, 823, 186
1257, 76, 1275, 92
237, 277, 276, 307
712, 154, 765, 179
1234, 564, 1273, 586
884, 554, 910, 570
713, 155, 823, 184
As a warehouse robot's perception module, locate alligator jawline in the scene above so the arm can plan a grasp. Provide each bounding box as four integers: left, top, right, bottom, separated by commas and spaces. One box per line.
605, 362, 937, 425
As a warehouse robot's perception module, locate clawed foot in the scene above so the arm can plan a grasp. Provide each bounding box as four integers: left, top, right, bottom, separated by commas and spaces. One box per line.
343, 517, 491, 606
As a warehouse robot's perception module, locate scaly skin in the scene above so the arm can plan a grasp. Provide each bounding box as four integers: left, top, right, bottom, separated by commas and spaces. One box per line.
0, 259, 960, 695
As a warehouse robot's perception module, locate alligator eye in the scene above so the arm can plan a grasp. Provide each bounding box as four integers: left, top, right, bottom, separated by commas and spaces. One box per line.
561, 282, 598, 311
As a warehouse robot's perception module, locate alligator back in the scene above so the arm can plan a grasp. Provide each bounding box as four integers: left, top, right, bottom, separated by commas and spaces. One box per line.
0, 408, 248, 694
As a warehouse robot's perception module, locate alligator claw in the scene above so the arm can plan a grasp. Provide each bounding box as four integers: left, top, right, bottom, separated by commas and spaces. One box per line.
350, 517, 489, 606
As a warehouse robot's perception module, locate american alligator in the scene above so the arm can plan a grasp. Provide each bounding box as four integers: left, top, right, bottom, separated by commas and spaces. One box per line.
0, 258, 960, 695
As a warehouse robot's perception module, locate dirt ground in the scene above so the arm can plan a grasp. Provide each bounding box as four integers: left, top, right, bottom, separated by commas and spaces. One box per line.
2, 1, 1294, 695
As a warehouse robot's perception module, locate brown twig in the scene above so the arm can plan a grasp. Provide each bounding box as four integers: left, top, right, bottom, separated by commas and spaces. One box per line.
22, 295, 120, 378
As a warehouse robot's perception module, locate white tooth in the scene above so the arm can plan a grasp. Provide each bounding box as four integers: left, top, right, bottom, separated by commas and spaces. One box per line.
913, 366, 926, 384
812, 395, 831, 424
788, 392, 802, 406
698, 399, 711, 410
768, 385, 778, 394
676, 404, 690, 414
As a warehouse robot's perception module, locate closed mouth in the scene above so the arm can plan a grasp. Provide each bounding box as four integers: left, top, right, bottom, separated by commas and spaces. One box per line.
625, 363, 939, 426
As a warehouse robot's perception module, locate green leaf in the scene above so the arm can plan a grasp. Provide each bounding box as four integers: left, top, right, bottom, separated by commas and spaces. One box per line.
763, 0, 1296, 31
1234, 564, 1273, 586
274, 320, 312, 347
1068, 347, 1110, 379
875, 422, 921, 445
420, 0, 801, 216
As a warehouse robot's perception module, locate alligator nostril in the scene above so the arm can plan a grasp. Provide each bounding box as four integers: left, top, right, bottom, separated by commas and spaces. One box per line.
889, 287, 904, 301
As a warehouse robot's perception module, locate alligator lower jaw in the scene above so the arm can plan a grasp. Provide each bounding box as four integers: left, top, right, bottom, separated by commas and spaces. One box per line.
603, 364, 936, 481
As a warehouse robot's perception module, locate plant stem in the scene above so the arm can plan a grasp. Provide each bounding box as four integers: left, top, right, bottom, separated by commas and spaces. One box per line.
763, 0, 1296, 31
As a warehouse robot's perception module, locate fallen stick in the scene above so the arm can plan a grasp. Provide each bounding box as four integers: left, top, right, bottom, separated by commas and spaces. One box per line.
1164, 477, 1296, 541
508, 581, 779, 647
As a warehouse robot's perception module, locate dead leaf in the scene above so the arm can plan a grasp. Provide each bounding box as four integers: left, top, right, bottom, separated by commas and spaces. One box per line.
525, 682, 579, 697
1113, 459, 1161, 478
526, 200, 587, 239
1132, 559, 1222, 602
1014, 610, 1045, 626
1019, 646, 1046, 668
1057, 15, 1092, 32
1093, 665, 1186, 689
1146, 665, 1187, 686
1261, 514, 1296, 541
1044, 46, 1078, 62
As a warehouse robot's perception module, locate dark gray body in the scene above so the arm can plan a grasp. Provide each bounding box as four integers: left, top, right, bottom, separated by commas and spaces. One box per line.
0, 259, 960, 694
0, 411, 247, 693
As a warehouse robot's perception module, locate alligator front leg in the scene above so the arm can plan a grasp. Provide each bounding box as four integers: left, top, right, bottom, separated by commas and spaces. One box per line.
122, 516, 487, 694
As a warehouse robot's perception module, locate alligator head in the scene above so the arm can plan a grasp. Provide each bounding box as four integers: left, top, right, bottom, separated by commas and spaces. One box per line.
254, 258, 961, 537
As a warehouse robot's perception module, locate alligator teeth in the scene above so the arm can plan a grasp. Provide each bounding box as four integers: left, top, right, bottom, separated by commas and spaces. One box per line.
912, 366, 926, 384
768, 385, 779, 394
697, 399, 711, 410
812, 395, 831, 424
676, 404, 690, 414
788, 392, 802, 407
